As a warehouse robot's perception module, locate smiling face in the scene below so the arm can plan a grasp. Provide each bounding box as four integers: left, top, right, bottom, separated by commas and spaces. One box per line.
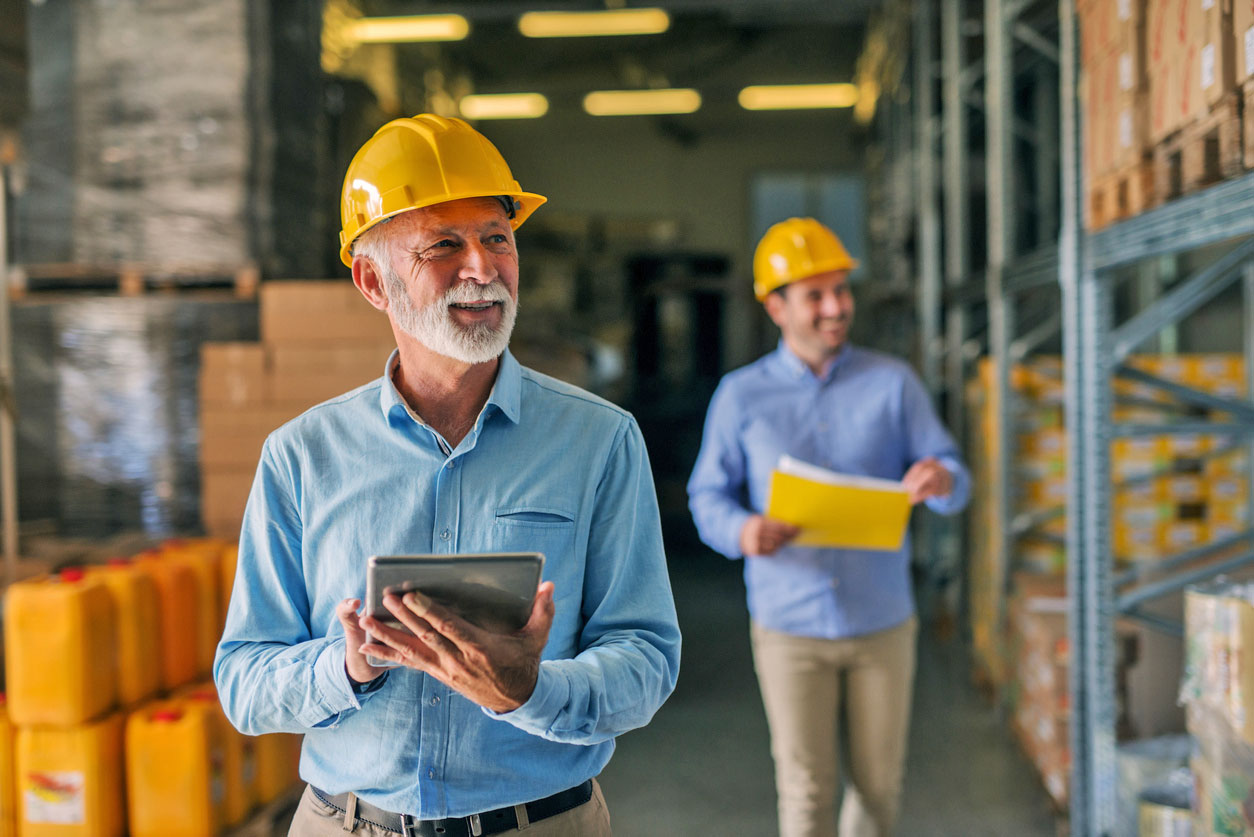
763, 269, 855, 372
367, 197, 520, 365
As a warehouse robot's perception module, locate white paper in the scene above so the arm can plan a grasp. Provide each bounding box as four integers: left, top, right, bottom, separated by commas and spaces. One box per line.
776, 455, 905, 493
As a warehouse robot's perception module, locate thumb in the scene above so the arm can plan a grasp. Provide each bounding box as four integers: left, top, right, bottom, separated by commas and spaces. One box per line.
338, 598, 366, 643
524, 582, 556, 636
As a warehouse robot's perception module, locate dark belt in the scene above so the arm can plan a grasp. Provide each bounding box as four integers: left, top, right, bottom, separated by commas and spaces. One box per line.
311, 780, 594, 837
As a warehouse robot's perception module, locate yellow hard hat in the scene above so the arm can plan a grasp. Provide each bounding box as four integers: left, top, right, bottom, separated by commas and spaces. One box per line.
339, 114, 548, 266
752, 217, 859, 301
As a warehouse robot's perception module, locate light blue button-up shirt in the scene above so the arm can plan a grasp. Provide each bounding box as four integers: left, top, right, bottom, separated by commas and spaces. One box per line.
214, 349, 680, 818
687, 341, 970, 640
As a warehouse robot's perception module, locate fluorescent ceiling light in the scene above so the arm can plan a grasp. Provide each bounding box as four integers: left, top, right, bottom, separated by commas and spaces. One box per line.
519, 8, 670, 38
460, 93, 550, 120
345, 15, 470, 43
738, 83, 859, 111
583, 88, 701, 116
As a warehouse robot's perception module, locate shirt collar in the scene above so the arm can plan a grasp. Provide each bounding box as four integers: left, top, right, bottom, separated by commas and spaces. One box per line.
378, 348, 522, 427
771, 339, 854, 384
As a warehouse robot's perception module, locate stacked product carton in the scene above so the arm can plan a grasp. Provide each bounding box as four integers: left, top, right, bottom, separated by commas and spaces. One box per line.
1080, 0, 1152, 226
199, 281, 395, 538
1181, 582, 1254, 834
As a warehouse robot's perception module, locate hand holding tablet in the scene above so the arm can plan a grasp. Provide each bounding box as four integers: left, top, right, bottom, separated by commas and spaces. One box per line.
362, 552, 546, 668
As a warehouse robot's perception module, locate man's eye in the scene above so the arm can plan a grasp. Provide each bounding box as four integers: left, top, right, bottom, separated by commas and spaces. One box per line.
434, 239, 457, 248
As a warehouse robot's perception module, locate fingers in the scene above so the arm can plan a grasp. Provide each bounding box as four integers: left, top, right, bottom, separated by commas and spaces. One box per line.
337, 598, 365, 643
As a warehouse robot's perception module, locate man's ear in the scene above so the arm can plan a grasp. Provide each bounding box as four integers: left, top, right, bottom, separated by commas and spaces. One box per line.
351, 255, 389, 312
762, 288, 787, 328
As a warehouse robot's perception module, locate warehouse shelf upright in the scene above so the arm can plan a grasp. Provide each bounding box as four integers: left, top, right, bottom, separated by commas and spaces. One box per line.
1058, 1, 1254, 832
907, 0, 1064, 671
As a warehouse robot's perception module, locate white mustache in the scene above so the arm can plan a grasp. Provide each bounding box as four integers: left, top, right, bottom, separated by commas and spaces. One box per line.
445, 282, 510, 304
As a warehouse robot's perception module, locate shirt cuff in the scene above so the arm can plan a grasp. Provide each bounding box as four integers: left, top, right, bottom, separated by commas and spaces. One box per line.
307, 638, 369, 725
482, 662, 570, 736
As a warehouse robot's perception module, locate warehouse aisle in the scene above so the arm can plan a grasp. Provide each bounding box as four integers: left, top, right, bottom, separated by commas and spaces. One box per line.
600, 550, 1061, 836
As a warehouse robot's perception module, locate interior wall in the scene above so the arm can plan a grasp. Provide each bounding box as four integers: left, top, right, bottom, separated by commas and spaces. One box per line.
485, 107, 868, 372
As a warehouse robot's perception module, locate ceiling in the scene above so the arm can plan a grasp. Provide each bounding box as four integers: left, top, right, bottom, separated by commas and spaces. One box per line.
346, 1, 879, 120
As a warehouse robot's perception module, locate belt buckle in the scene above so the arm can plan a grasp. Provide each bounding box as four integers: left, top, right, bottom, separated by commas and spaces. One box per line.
399, 815, 420, 837
468, 813, 483, 836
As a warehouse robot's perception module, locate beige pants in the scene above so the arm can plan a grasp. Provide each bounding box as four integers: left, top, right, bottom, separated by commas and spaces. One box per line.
751, 617, 917, 837
288, 780, 612, 837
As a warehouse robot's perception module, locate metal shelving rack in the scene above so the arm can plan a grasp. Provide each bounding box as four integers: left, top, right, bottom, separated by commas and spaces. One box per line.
1057, 1, 1254, 832
911, 0, 1064, 663
907, 0, 1254, 833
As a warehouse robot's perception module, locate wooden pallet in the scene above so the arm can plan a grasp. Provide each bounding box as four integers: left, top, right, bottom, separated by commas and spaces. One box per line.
6, 262, 259, 299
1086, 160, 1155, 230
1152, 90, 1245, 203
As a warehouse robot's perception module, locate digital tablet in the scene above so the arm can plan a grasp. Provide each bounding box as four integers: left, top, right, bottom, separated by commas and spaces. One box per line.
363, 552, 545, 668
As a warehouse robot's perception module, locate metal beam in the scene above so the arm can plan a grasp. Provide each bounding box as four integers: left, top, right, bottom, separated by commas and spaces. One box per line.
1110, 238, 1254, 360
1014, 21, 1059, 63
916, 0, 942, 394
1010, 310, 1062, 360
986, 0, 1016, 700
1121, 608, 1184, 637
1113, 421, 1254, 437
1114, 364, 1254, 424
1006, 245, 1060, 291
1118, 549, 1254, 612
1114, 528, 1254, 587
1090, 172, 1254, 270
1060, 0, 1118, 828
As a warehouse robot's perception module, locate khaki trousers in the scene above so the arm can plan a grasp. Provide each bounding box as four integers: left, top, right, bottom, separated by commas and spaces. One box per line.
751, 617, 917, 837
288, 780, 612, 837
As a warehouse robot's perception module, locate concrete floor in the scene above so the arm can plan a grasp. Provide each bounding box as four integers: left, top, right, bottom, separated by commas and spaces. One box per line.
600, 550, 1063, 836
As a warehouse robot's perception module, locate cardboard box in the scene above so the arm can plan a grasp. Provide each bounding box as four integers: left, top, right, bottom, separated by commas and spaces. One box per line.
199, 343, 270, 408
259, 281, 394, 345
1236, 0, 1254, 80
201, 468, 255, 538
199, 406, 298, 469
1195, 0, 1238, 105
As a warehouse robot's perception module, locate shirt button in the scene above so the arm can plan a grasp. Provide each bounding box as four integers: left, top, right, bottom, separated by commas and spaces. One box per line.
428, 768, 435, 779
430, 695, 440, 706
447, 460, 456, 469
440, 528, 451, 541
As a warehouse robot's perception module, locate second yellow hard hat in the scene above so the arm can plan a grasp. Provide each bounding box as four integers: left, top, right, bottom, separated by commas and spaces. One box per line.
338, 114, 548, 266
752, 217, 859, 301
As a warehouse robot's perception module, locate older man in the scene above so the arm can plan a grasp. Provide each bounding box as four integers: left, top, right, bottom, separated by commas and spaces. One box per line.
215, 114, 680, 837
688, 218, 969, 837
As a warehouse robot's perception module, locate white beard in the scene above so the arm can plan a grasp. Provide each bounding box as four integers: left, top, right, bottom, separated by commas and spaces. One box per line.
382, 267, 516, 365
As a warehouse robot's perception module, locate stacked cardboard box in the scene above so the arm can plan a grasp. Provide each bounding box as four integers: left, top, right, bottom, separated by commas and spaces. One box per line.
1009, 573, 1073, 809
1081, 0, 1153, 226
1239, 0, 1254, 166
1181, 583, 1254, 834
968, 354, 1249, 694
199, 281, 395, 538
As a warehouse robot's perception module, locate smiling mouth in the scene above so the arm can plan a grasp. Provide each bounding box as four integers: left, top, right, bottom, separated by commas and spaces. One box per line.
450, 301, 501, 312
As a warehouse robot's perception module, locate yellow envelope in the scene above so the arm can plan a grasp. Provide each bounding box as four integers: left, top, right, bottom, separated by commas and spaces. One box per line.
765, 456, 911, 550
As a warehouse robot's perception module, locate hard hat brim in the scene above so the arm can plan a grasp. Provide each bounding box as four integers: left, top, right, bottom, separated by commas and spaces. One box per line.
339, 190, 548, 267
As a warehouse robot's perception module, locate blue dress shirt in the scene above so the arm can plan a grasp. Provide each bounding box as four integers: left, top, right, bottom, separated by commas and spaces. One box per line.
687, 342, 970, 640
214, 349, 681, 818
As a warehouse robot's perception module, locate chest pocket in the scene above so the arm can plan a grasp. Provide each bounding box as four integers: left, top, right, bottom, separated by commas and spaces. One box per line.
492, 507, 576, 561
